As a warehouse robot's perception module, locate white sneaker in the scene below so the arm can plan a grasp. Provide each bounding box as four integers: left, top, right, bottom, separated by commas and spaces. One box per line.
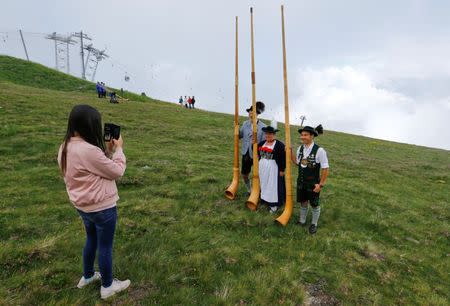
101, 278, 131, 299
269, 206, 278, 214
77, 272, 101, 289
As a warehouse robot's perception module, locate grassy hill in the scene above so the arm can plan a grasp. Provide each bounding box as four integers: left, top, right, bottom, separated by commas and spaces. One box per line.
0, 55, 150, 102
0, 55, 449, 305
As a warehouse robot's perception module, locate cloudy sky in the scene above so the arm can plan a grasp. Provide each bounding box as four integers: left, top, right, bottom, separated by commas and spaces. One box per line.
1, 0, 449, 150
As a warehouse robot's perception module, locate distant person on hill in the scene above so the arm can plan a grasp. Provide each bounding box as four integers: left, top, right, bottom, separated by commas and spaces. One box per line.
184, 96, 188, 108
290, 125, 329, 234
179, 96, 183, 106
109, 92, 118, 104
191, 96, 196, 109
187, 96, 193, 109
57, 104, 131, 299
98, 82, 104, 98
258, 125, 286, 214
96, 82, 102, 98
101, 82, 107, 98
239, 101, 266, 194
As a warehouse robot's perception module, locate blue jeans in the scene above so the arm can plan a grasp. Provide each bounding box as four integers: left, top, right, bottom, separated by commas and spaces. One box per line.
77, 206, 117, 287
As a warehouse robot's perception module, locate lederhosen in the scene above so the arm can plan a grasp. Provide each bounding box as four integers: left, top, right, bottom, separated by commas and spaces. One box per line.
241, 151, 253, 175
241, 120, 264, 175
296, 144, 321, 207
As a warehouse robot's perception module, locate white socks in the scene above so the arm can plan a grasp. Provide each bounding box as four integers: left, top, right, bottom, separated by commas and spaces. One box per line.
299, 206, 309, 224
300, 206, 321, 225
312, 207, 321, 226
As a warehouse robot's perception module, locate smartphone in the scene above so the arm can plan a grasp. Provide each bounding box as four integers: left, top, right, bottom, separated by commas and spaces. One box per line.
104, 123, 120, 142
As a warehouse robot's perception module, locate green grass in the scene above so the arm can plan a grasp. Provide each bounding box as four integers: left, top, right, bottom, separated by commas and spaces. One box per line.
0, 55, 449, 305
0, 55, 151, 102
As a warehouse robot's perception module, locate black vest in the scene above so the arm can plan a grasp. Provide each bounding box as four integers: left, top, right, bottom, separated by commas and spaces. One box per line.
297, 144, 321, 189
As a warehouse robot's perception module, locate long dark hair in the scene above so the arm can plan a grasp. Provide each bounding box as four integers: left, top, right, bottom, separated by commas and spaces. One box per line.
60, 104, 105, 174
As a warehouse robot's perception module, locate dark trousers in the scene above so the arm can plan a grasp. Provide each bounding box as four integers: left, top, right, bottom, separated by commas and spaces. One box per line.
77, 206, 117, 287
241, 152, 253, 175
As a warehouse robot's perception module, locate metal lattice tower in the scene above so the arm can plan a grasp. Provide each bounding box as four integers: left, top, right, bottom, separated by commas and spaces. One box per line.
45, 32, 77, 73
83, 45, 108, 82
72, 31, 92, 79
299, 115, 307, 127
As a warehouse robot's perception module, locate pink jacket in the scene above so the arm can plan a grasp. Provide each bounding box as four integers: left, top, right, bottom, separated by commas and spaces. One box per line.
57, 136, 126, 212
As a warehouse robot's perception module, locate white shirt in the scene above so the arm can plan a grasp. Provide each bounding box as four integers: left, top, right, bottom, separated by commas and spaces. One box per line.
296, 142, 329, 169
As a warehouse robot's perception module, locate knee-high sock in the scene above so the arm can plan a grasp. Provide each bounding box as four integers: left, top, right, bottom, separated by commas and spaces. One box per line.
244, 179, 251, 192
312, 206, 321, 226
300, 206, 309, 224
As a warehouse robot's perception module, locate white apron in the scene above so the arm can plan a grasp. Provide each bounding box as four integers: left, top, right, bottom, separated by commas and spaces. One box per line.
259, 141, 278, 203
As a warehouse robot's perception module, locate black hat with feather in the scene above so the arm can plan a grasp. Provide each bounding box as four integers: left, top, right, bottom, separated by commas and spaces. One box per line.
298, 124, 323, 137
246, 101, 265, 115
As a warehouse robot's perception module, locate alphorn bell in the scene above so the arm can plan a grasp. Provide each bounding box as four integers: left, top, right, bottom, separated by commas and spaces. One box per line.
225, 16, 240, 200
275, 5, 294, 226
246, 7, 261, 211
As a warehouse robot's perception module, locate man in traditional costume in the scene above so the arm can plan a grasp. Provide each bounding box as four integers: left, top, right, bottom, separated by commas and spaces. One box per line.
291, 125, 329, 234
239, 101, 266, 194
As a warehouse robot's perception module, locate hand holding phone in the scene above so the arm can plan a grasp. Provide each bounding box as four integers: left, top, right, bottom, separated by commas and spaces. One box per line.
104, 123, 120, 142
112, 135, 123, 148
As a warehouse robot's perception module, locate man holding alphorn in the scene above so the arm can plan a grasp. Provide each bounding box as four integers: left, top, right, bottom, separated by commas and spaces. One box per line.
239, 101, 266, 194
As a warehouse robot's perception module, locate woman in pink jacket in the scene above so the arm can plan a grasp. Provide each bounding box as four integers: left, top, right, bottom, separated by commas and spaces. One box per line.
58, 104, 130, 299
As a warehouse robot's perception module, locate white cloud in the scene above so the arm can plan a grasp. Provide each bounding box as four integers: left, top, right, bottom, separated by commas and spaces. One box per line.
279, 66, 450, 149
357, 39, 450, 82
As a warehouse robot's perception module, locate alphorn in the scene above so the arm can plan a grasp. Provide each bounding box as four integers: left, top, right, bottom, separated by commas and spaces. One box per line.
225, 16, 240, 200
275, 5, 294, 226
245, 7, 261, 211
